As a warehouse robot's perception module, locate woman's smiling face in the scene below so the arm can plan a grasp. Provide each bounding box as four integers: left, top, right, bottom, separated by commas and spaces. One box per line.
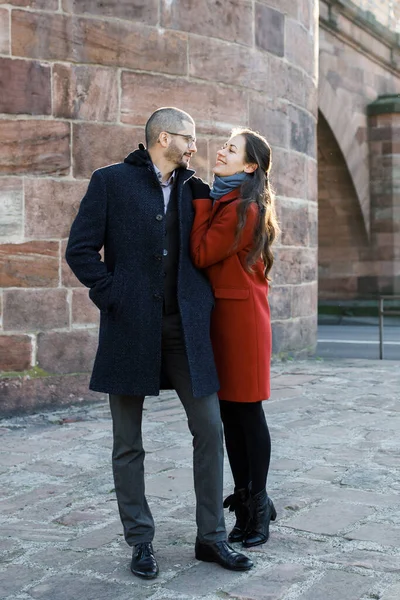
213, 134, 253, 177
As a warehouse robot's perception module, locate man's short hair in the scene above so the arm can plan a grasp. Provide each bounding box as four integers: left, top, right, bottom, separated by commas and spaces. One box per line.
145, 107, 194, 148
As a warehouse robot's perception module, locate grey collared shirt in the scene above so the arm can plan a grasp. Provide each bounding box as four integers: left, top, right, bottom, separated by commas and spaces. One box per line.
153, 164, 175, 213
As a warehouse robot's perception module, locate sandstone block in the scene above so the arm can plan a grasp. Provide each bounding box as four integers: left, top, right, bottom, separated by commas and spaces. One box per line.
72, 289, 99, 325
25, 179, 87, 239
73, 123, 142, 178
189, 35, 270, 93
255, 0, 297, 19
0, 58, 51, 115
298, 0, 312, 30
273, 247, 317, 285
272, 315, 316, 353
277, 201, 310, 247
53, 64, 118, 122
269, 285, 292, 320
37, 330, 98, 374
249, 96, 288, 148
0, 8, 9, 54
285, 18, 315, 75
306, 157, 318, 202
121, 72, 248, 134
291, 282, 317, 318
62, 0, 158, 24
0, 372, 104, 415
161, 0, 252, 46
0, 178, 23, 242
0, 120, 70, 175
12, 10, 187, 74
3, 289, 69, 332
8, 0, 58, 7
272, 148, 307, 198
0, 334, 32, 371
289, 105, 316, 158
255, 3, 285, 57
0, 242, 59, 288
270, 58, 306, 110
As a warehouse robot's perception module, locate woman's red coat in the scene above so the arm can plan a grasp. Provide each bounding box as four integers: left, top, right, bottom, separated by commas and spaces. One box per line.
190, 189, 272, 403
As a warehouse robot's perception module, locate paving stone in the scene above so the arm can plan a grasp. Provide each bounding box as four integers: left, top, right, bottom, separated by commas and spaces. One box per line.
302, 466, 346, 481
222, 563, 307, 599
381, 583, 400, 600
247, 531, 332, 560
145, 468, 194, 499
284, 500, 375, 535
165, 560, 245, 596
0, 485, 68, 514
339, 467, 391, 490
26, 573, 134, 600
0, 564, 45, 599
0, 521, 74, 542
299, 569, 377, 600
319, 548, 400, 572
29, 548, 84, 568
345, 523, 400, 547
69, 520, 122, 549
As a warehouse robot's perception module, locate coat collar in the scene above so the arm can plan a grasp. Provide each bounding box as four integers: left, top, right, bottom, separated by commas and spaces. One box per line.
124, 144, 194, 183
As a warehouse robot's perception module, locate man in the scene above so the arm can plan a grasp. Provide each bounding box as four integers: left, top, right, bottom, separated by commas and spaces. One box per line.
66, 107, 252, 578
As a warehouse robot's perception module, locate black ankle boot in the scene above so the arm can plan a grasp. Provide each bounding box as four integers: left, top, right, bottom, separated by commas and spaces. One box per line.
223, 487, 251, 543
243, 489, 277, 548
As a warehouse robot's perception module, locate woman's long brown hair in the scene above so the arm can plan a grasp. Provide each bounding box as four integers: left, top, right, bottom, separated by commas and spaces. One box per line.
232, 128, 279, 279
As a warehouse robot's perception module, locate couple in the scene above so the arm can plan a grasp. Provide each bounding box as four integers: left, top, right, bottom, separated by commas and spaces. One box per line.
66, 107, 279, 578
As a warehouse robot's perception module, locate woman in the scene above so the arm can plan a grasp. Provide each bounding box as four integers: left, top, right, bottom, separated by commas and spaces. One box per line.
190, 128, 279, 548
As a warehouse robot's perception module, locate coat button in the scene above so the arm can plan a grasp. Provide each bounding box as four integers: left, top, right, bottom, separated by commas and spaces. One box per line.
153, 293, 163, 300
155, 214, 163, 221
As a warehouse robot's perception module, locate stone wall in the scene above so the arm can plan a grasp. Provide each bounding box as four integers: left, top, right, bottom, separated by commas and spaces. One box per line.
318, 0, 400, 299
0, 1, 319, 411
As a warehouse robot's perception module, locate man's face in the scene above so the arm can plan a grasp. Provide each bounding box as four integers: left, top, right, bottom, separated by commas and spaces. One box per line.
164, 120, 197, 169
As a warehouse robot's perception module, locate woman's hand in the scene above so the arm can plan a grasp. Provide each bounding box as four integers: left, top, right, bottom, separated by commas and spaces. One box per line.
190, 177, 211, 200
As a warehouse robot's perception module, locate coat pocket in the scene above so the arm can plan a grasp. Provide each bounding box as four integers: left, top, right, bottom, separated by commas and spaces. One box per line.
214, 287, 249, 300
107, 267, 126, 314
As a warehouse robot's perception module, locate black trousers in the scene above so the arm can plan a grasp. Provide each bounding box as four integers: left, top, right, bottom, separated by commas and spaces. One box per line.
109, 312, 226, 546
219, 400, 271, 495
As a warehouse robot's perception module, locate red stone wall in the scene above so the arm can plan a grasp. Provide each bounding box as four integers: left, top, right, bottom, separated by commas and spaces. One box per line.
319, 1, 400, 300
0, 1, 318, 410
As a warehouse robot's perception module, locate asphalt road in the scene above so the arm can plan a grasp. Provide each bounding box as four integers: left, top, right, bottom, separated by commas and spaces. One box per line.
317, 323, 400, 360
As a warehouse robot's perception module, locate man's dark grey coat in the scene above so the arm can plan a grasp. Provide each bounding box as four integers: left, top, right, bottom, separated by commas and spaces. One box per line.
66, 146, 219, 398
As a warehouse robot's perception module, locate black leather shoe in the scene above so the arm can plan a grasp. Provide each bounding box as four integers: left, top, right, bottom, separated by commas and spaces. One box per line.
195, 538, 253, 571
131, 542, 159, 579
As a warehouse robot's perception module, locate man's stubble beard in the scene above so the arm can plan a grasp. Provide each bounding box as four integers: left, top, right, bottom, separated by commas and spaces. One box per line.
165, 140, 190, 169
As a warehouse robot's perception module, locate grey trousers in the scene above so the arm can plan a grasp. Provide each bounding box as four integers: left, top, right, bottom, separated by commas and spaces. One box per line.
109, 312, 226, 546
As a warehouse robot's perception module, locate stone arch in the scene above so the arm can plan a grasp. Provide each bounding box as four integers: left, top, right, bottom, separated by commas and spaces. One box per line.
318, 76, 370, 239
318, 111, 371, 299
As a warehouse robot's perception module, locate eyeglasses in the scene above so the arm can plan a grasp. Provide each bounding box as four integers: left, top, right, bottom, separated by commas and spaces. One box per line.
164, 131, 197, 148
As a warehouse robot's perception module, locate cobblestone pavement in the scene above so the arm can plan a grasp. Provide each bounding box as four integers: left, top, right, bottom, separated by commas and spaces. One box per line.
0, 358, 399, 600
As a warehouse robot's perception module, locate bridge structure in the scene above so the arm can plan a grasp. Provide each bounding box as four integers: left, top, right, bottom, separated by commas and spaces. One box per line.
0, 0, 399, 410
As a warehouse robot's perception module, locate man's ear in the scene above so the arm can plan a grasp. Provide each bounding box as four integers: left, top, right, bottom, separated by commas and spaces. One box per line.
158, 131, 170, 148
244, 163, 258, 174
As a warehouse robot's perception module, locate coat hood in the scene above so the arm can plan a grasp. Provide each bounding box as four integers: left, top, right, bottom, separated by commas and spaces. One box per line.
124, 144, 152, 167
